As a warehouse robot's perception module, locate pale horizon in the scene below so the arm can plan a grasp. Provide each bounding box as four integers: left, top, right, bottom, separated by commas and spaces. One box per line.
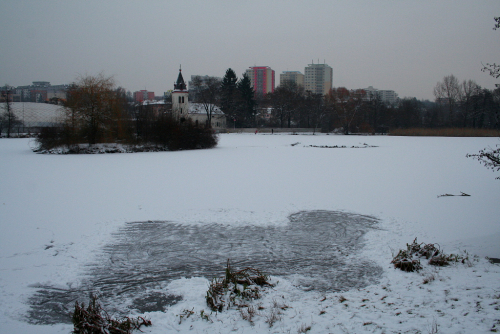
1, 0, 499, 101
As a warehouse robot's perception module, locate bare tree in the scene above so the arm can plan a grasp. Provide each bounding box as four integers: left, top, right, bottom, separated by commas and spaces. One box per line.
482, 62, 500, 87
327, 88, 365, 135
459, 80, 481, 127
480, 17, 500, 87
364, 92, 390, 134
1, 85, 21, 138
303, 91, 325, 134
467, 146, 500, 179
268, 81, 302, 128
467, 16, 500, 178
396, 98, 422, 129
434, 75, 461, 126
191, 76, 221, 128
64, 74, 123, 145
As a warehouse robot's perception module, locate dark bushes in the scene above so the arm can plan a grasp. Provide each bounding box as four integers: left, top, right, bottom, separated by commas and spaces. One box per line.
36, 126, 66, 151
35, 114, 218, 153
151, 115, 218, 151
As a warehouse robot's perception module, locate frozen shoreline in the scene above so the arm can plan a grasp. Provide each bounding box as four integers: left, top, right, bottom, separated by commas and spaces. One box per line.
1, 134, 499, 333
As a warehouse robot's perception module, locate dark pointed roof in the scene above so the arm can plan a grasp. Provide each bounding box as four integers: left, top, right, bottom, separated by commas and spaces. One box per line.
174, 68, 187, 91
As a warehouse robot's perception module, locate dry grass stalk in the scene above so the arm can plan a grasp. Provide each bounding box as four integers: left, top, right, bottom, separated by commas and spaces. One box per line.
72, 295, 151, 334
265, 308, 281, 328
239, 305, 256, 324
206, 259, 272, 312
297, 323, 312, 333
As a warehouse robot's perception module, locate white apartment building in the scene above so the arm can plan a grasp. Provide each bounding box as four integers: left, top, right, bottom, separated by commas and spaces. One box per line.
280, 71, 304, 87
304, 63, 333, 95
363, 86, 399, 105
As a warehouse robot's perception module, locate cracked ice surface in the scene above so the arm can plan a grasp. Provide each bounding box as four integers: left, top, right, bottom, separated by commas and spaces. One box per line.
27, 210, 382, 324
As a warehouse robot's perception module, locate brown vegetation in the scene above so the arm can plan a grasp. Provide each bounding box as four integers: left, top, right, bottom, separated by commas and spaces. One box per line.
389, 127, 499, 137
391, 238, 471, 272
72, 295, 151, 334
206, 260, 272, 312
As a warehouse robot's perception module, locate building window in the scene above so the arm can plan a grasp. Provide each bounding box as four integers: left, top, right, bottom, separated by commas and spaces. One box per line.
182, 96, 184, 103
178, 96, 181, 103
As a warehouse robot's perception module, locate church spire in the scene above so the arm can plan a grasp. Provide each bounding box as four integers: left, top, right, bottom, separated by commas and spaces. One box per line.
174, 65, 187, 91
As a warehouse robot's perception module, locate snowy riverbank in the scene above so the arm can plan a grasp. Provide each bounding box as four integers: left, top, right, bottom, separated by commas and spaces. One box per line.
1, 134, 499, 333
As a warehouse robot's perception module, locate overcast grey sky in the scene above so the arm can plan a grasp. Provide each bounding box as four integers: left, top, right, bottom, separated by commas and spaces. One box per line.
1, 0, 499, 100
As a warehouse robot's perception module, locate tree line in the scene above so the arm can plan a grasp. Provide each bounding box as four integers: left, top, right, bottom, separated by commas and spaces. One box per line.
263, 76, 499, 134
190, 69, 499, 134
34, 74, 217, 152
3, 70, 499, 141
190, 69, 257, 128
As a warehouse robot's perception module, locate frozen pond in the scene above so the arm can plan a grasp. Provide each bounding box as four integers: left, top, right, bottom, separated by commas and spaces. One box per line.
28, 210, 382, 324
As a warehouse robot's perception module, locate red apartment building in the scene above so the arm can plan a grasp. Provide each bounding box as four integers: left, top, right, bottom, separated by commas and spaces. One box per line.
245, 66, 275, 97
133, 90, 155, 102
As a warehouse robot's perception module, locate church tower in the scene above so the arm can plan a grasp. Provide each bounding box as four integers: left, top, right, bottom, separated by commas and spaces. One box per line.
172, 66, 189, 121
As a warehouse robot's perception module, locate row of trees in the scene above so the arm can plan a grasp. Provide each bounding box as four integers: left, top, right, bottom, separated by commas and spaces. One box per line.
188, 68, 498, 134
35, 74, 217, 151
266, 84, 389, 134
190, 69, 257, 128
261, 77, 499, 133
433, 75, 499, 129
3, 73, 499, 139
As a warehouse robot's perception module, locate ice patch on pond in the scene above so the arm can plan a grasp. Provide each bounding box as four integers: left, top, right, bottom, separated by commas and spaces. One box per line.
27, 210, 382, 324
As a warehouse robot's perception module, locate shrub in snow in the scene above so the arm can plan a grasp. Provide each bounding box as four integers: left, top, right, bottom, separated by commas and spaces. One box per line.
72, 294, 151, 334
391, 238, 471, 272
34, 116, 218, 154
206, 260, 272, 312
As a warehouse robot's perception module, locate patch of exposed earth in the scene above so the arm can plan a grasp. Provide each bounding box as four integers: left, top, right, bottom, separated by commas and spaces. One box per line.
27, 210, 383, 324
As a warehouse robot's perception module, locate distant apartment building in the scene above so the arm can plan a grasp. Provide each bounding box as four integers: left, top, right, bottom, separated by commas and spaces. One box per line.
363, 86, 399, 105
32, 81, 50, 88
133, 90, 155, 102
46, 85, 67, 100
280, 71, 304, 88
2, 82, 68, 103
304, 63, 333, 95
245, 66, 275, 97
30, 81, 51, 103
15, 86, 31, 102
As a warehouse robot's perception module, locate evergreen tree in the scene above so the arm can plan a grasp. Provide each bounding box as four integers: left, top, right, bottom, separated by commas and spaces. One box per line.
220, 68, 238, 122
236, 73, 256, 127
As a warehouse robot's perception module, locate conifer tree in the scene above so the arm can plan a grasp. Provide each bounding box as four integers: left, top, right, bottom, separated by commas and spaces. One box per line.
220, 68, 238, 120
236, 73, 256, 127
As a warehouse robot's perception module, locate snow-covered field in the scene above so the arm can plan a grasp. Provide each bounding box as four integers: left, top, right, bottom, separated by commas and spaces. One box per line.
0, 134, 499, 333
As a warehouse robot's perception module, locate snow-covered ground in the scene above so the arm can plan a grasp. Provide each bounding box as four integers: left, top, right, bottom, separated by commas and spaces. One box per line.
0, 134, 499, 333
